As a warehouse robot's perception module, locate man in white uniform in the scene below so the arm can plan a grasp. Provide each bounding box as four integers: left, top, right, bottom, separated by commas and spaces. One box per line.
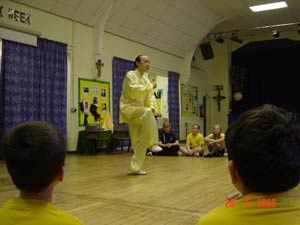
120, 55, 162, 175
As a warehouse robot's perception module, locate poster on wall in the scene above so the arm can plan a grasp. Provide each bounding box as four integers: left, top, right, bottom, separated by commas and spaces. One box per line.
148, 73, 162, 116
181, 84, 199, 117
78, 78, 110, 127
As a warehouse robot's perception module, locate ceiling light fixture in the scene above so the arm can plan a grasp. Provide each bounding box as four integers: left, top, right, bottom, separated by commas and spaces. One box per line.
215, 33, 224, 44
207, 22, 300, 43
249, 1, 288, 12
230, 32, 243, 44
272, 29, 280, 38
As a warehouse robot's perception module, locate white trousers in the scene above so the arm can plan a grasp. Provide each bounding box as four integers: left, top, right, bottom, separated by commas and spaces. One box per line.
128, 107, 158, 172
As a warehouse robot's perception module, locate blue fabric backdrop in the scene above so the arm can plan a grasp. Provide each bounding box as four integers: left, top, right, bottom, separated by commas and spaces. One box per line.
112, 57, 135, 124
0, 38, 67, 139
168, 71, 180, 140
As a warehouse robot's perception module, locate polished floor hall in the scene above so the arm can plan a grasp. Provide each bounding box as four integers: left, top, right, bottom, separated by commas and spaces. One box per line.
0, 153, 235, 225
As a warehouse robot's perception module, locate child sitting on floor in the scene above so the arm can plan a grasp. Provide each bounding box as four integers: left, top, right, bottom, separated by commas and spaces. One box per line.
180, 123, 204, 157
148, 122, 180, 156
204, 124, 225, 157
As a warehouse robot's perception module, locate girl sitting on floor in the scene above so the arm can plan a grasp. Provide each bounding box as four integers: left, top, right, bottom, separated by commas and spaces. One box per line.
204, 124, 225, 157
180, 123, 204, 157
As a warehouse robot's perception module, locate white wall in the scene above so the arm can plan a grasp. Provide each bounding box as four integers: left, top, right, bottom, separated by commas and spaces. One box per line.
192, 38, 231, 134
179, 64, 211, 140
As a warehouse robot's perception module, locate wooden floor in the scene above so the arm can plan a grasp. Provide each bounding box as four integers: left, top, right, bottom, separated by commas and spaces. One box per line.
0, 152, 236, 225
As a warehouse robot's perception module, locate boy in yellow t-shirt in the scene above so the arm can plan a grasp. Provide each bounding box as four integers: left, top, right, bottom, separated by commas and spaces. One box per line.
198, 105, 300, 225
180, 123, 204, 156
0, 121, 84, 225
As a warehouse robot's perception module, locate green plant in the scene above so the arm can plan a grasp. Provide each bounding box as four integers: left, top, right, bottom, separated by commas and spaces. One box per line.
229, 65, 247, 92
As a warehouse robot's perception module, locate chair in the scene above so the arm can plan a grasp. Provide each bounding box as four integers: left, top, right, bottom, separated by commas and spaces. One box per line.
112, 123, 131, 152
85, 125, 111, 154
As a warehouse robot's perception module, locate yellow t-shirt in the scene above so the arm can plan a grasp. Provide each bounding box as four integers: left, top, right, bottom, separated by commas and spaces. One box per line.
198, 189, 300, 225
187, 133, 204, 148
206, 132, 225, 149
0, 198, 84, 225
206, 133, 225, 140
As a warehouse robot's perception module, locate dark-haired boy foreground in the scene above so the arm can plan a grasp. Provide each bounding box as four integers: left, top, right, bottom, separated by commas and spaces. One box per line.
198, 105, 300, 225
0, 121, 84, 225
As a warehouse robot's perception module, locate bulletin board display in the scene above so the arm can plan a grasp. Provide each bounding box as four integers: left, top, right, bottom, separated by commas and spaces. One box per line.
148, 73, 161, 115
181, 84, 199, 117
147, 73, 168, 118
78, 78, 110, 126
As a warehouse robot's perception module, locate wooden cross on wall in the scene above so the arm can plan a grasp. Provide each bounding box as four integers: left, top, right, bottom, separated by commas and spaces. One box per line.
96, 59, 104, 77
213, 89, 226, 111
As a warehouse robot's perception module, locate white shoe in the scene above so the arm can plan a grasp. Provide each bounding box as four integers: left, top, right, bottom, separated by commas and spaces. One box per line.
224, 152, 228, 157
149, 145, 162, 152
193, 152, 200, 157
128, 170, 147, 175
146, 151, 153, 156
178, 151, 184, 156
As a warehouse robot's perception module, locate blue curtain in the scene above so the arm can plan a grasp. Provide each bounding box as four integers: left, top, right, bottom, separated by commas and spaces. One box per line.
168, 71, 180, 140
112, 57, 134, 124
0, 38, 67, 138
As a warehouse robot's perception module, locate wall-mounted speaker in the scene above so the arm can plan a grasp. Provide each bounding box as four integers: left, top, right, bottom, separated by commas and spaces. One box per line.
200, 42, 214, 60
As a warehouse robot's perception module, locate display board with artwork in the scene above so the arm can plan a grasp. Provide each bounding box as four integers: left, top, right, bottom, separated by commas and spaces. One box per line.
78, 78, 110, 126
147, 73, 162, 116
181, 84, 199, 117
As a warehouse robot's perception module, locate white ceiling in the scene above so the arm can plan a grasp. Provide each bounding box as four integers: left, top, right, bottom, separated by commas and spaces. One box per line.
202, 0, 300, 36
10, 0, 300, 57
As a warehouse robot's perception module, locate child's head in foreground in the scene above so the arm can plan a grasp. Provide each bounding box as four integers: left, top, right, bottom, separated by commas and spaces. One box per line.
226, 104, 300, 194
2, 121, 65, 194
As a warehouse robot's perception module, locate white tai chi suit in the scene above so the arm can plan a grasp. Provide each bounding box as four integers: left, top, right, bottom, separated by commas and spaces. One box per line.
120, 69, 158, 172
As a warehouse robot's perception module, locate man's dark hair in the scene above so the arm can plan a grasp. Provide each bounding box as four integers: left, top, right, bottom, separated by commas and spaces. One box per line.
2, 121, 66, 193
134, 54, 143, 68
226, 104, 300, 193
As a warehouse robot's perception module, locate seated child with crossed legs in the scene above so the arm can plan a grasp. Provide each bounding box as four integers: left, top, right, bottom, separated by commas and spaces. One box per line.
204, 123, 225, 157
156, 122, 180, 156
180, 123, 204, 157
